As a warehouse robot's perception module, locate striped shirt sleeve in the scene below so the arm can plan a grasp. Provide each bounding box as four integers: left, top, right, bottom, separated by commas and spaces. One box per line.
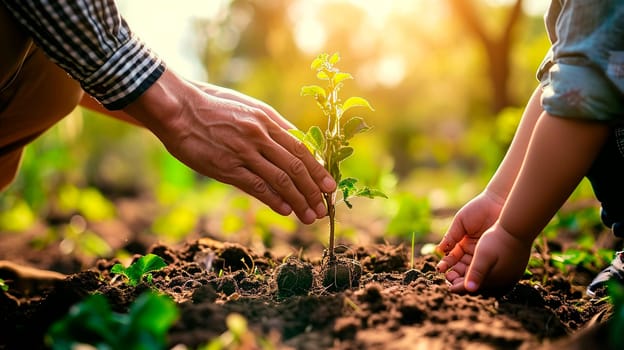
1, 0, 165, 110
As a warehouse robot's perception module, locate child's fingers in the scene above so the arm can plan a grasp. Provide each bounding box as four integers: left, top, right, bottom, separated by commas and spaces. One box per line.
437, 218, 469, 253
444, 262, 468, 283
449, 277, 467, 293
464, 250, 497, 292
436, 251, 458, 272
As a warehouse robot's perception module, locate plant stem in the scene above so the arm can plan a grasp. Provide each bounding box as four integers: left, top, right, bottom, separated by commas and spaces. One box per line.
324, 192, 336, 262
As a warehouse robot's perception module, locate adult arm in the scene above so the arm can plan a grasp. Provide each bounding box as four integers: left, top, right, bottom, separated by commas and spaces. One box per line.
1, 0, 164, 110
123, 69, 336, 223
437, 87, 543, 266
3, 0, 336, 223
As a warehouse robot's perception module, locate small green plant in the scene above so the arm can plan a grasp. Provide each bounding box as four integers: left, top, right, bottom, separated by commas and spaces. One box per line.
291, 52, 386, 262
550, 248, 614, 274
46, 291, 179, 350
410, 232, 416, 270
111, 253, 167, 287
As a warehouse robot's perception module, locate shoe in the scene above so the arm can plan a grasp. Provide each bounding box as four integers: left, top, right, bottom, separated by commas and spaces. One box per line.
586, 251, 624, 297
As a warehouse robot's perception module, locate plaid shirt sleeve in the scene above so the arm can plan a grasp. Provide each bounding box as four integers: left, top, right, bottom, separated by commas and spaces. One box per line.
1, 0, 165, 110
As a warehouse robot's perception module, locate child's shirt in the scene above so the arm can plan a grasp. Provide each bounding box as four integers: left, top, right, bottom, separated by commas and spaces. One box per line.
537, 0, 624, 122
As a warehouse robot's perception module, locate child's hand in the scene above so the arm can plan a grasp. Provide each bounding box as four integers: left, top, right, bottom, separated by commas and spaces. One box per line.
436, 191, 504, 279
451, 223, 532, 293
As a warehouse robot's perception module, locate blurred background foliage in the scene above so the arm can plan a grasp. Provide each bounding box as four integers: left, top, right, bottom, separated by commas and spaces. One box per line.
0, 0, 603, 259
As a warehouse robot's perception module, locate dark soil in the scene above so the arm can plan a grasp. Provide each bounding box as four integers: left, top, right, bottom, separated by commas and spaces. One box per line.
0, 203, 620, 349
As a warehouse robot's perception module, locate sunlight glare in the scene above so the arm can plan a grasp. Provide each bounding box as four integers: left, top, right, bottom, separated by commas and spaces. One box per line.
289, 1, 327, 54
376, 55, 406, 88
116, 0, 231, 80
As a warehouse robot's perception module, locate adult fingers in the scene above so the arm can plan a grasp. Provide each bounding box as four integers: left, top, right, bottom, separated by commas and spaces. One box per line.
209, 104, 329, 223
224, 151, 321, 224
270, 127, 336, 193
218, 165, 294, 217
247, 157, 320, 224
260, 126, 336, 218
205, 88, 336, 211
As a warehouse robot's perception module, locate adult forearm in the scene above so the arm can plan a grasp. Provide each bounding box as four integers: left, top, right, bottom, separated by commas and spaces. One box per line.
1, 0, 164, 110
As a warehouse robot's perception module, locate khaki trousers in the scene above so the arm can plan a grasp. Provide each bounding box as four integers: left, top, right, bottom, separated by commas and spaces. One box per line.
0, 3, 82, 191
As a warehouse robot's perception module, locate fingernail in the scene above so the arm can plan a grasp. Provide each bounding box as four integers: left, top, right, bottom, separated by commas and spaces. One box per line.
466, 281, 478, 291
322, 176, 336, 190
304, 209, 316, 223
280, 203, 292, 215
315, 203, 327, 218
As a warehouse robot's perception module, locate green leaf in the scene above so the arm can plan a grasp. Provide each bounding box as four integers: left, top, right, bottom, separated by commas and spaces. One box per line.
342, 96, 374, 115
355, 187, 388, 199
329, 52, 340, 65
339, 177, 358, 209
334, 146, 353, 163
311, 56, 324, 70
46, 292, 179, 350
332, 72, 352, 86
316, 71, 330, 80
305, 126, 325, 153
342, 117, 371, 141
111, 254, 167, 287
46, 293, 117, 349
337, 178, 386, 209
288, 129, 306, 142
300, 85, 326, 99
290, 129, 316, 156
338, 177, 358, 190
128, 292, 179, 337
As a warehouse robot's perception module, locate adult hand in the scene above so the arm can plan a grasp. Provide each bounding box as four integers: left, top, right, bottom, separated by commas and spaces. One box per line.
124, 69, 336, 224
436, 190, 503, 289
191, 81, 295, 130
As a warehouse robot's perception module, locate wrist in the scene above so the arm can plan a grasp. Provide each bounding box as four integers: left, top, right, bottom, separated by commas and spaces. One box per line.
122, 69, 189, 141
493, 220, 534, 251
482, 186, 506, 207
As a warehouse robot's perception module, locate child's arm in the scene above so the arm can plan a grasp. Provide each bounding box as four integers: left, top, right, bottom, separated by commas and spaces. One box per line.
460, 112, 609, 292
437, 88, 543, 274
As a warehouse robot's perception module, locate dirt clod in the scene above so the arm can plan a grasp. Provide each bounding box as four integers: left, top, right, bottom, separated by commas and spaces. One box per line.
0, 239, 613, 349
322, 258, 362, 292
275, 258, 314, 297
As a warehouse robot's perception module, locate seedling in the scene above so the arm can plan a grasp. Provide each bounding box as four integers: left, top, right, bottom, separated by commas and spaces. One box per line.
291, 52, 386, 262
0, 278, 8, 292
111, 253, 167, 287
46, 291, 179, 350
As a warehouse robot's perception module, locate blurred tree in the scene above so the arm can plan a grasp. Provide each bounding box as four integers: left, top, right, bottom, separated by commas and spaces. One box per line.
448, 0, 525, 113
193, 0, 546, 179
